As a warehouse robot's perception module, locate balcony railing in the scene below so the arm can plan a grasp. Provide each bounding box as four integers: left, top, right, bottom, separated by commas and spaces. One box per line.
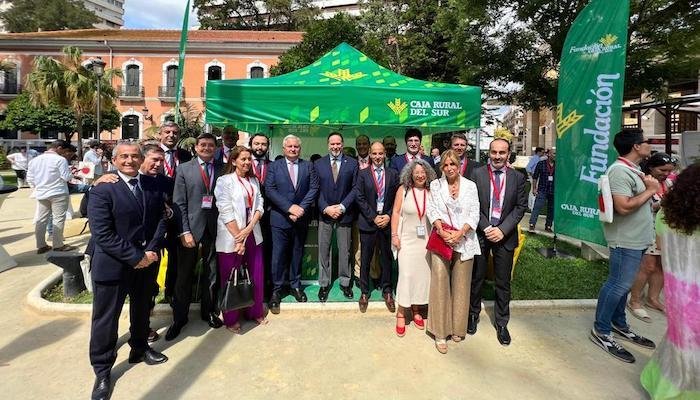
118, 85, 144, 100
158, 86, 184, 101
0, 84, 20, 98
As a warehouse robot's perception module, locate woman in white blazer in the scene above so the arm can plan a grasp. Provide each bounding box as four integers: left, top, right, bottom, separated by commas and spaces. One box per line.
214, 145, 266, 332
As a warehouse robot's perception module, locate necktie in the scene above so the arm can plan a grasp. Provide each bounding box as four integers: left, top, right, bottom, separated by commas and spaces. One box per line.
256, 159, 263, 179
129, 178, 144, 210
167, 150, 175, 167
490, 170, 503, 225
376, 167, 384, 202
332, 157, 339, 182
288, 161, 296, 188
203, 162, 211, 179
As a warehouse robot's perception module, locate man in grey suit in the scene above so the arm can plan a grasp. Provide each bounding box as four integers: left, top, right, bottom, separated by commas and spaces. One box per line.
166, 133, 224, 341
468, 138, 527, 346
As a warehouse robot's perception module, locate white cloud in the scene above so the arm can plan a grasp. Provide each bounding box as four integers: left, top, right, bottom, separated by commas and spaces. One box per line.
123, 0, 200, 29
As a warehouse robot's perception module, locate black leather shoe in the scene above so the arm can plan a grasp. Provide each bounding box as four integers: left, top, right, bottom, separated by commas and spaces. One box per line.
164, 319, 187, 341
147, 329, 159, 343
269, 291, 281, 314
383, 292, 396, 313
291, 288, 307, 302
467, 314, 479, 335
91, 375, 111, 400
496, 325, 511, 346
128, 348, 168, 365
318, 286, 329, 302
358, 294, 369, 313
340, 285, 354, 299
203, 312, 223, 329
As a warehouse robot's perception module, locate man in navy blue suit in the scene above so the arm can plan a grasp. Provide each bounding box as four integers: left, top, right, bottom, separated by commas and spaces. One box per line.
214, 125, 239, 164
390, 128, 435, 173
87, 141, 169, 400
314, 132, 358, 301
265, 134, 319, 314
355, 142, 400, 313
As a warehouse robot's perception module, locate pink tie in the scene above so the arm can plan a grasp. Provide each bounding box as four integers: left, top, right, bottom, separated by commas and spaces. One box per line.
288, 161, 296, 188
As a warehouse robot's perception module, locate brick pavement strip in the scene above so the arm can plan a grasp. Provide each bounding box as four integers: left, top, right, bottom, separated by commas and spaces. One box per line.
0, 186, 664, 399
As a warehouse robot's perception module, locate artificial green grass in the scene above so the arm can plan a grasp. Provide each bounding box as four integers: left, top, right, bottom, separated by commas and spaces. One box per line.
42, 233, 609, 304
1, 170, 17, 186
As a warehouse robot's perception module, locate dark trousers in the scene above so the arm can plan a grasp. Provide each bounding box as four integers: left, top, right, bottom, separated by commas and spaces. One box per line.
359, 228, 392, 295
173, 231, 218, 324
163, 229, 179, 300
89, 264, 157, 378
271, 223, 308, 292
470, 236, 515, 326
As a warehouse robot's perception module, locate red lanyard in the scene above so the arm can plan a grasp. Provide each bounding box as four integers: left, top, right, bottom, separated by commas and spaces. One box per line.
237, 175, 254, 209
616, 157, 644, 177
371, 167, 385, 198
411, 187, 426, 220
460, 158, 468, 176
198, 162, 214, 194
254, 160, 267, 183
487, 165, 506, 204
546, 160, 554, 175
164, 150, 178, 177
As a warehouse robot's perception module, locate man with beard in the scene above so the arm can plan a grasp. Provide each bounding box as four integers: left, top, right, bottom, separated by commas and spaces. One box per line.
469, 138, 526, 346
315, 132, 358, 301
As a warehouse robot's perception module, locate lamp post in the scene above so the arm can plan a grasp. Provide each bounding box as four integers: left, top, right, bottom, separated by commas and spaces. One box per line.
91, 58, 106, 142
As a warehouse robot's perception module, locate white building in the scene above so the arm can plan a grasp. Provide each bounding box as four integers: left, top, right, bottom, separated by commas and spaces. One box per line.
0, 0, 124, 32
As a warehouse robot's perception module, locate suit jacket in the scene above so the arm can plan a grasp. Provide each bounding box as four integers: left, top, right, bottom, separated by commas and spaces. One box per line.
214, 146, 234, 165
161, 147, 192, 179
173, 158, 224, 242
354, 165, 400, 232
264, 157, 320, 229
88, 174, 168, 281
390, 153, 435, 173
473, 165, 527, 251
252, 157, 272, 206
461, 158, 483, 181
314, 154, 358, 225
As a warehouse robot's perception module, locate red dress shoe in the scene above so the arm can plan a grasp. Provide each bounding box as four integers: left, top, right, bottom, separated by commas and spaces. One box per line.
413, 314, 425, 330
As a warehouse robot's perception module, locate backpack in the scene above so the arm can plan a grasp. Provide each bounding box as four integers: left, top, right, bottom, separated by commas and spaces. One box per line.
598, 163, 644, 223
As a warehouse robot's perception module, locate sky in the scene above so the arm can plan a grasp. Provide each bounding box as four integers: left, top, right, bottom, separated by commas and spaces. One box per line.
123, 0, 199, 29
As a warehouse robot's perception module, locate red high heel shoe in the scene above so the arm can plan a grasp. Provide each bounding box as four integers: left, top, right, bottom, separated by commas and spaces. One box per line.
413, 314, 425, 330
396, 316, 406, 337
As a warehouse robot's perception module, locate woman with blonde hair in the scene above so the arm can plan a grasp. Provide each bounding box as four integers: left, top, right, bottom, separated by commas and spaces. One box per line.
391, 159, 437, 337
426, 149, 480, 354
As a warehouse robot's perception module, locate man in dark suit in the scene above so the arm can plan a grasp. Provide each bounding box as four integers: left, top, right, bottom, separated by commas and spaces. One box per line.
265, 134, 319, 314
249, 132, 273, 298
450, 132, 482, 181
214, 125, 239, 164
390, 128, 435, 173
315, 132, 358, 301
157, 122, 191, 303
166, 133, 224, 341
87, 141, 169, 400
355, 141, 400, 313
469, 138, 527, 346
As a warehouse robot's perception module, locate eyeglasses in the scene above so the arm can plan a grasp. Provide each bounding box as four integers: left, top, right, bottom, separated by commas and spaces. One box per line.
636, 139, 650, 145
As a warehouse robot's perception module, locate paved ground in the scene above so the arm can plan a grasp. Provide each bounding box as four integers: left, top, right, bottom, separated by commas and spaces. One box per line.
0, 187, 665, 400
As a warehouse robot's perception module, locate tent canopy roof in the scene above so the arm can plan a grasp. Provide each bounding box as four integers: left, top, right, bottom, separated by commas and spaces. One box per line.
205, 42, 481, 136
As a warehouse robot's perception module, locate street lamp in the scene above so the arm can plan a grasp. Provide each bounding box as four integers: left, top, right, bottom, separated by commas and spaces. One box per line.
91, 57, 106, 142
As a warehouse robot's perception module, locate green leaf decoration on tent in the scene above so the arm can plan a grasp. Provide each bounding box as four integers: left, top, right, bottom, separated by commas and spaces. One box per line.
359, 107, 369, 123
310, 106, 320, 122
399, 108, 408, 123
456, 110, 466, 126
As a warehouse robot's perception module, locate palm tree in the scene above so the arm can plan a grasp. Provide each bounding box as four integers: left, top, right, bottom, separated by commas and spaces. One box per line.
25, 46, 121, 155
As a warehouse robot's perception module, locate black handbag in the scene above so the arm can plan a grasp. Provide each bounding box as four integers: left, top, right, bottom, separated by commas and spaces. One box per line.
220, 265, 254, 312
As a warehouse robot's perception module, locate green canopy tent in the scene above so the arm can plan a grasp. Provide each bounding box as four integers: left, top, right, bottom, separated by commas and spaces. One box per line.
205, 42, 481, 155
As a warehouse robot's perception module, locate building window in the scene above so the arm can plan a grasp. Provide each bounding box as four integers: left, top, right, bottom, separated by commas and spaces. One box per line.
208, 66, 222, 81
250, 66, 264, 79
121, 114, 140, 139
124, 65, 140, 96
165, 65, 178, 97
0, 64, 19, 94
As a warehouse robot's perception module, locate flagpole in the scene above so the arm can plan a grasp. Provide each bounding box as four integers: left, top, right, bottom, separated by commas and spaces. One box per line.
174, 0, 191, 124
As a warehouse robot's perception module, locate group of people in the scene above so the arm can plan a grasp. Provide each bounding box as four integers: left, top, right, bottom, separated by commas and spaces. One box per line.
77, 122, 529, 399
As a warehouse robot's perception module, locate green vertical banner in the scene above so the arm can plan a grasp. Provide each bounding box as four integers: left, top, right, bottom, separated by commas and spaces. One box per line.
553, 0, 630, 245
174, 0, 190, 123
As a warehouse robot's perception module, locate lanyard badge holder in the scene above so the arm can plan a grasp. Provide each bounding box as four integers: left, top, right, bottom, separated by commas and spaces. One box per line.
200, 163, 215, 209
412, 187, 427, 237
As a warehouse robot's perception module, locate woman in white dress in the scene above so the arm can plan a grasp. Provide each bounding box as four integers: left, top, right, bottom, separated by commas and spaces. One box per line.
391, 159, 437, 337
426, 149, 480, 354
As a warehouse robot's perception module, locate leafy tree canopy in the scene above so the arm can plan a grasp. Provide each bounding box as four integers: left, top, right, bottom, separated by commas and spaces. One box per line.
0, 0, 99, 33
195, 0, 319, 30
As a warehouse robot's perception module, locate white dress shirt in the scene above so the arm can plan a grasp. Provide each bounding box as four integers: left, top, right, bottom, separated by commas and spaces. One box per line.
26, 151, 73, 200
214, 173, 265, 253
83, 149, 104, 175
427, 176, 481, 260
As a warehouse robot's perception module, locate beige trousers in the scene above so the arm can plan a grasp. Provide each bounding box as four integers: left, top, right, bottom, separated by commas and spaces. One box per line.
427, 253, 473, 340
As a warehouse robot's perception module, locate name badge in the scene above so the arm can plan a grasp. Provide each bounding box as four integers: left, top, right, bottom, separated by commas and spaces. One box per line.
548, 176, 554, 182
416, 224, 426, 237
376, 201, 384, 213
202, 195, 214, 209
492, 205, 502, 220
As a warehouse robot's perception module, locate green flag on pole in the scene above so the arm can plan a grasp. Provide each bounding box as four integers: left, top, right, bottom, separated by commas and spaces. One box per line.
174, 0, 190, 123
553, 0, 630, 245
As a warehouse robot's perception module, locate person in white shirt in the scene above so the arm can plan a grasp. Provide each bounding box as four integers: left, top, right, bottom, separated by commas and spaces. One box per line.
83, 141, 104, 180
6, 147, 29, 188
26, 140, 77, 253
